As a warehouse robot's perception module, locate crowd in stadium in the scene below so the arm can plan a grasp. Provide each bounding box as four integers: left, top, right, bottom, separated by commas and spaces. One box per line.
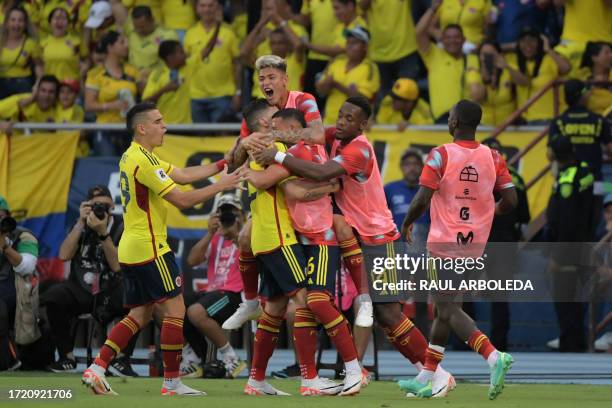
1, 0, 612, 398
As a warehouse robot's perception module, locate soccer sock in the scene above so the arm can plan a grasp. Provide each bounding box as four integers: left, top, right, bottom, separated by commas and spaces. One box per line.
306, 291, 358, 366
339, 238, 368, 295
250, 311, 283, 381
239, 251, 259, 300
383, 314, 427, 365
160, 317, 184, 383
467, 330, 497, 367
93, 316, 140, 370
293, 307, 319, 380
416, 344, 445, 383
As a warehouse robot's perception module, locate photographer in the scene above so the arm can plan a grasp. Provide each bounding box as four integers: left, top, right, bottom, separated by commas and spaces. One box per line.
0, 196, 39, 371
42, 186, 137, 376
182, 194, 246, 379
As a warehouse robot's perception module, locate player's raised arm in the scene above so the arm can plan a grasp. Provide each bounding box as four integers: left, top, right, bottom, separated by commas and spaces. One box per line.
270, 117, 326, 145
280, 179, 339, 202
170, 159, 228, 185
239, 162, 290, 190
164, 168, 243, 210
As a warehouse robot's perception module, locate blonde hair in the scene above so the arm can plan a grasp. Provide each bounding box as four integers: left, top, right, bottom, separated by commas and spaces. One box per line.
255, 55, 287, 73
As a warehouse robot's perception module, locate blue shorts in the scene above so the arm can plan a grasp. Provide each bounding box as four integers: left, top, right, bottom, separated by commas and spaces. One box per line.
257, 244, 307, 300
304, 244, 340, 295
121, 252, 182, 308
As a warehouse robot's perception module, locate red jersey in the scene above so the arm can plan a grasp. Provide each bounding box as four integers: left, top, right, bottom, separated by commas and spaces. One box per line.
206, 233, 243, 293
283, 141, 336, 246
239, 91, 321, 137
327, 127, 400, 245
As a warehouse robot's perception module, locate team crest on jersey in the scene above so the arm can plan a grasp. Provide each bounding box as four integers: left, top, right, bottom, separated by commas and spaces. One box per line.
175, 276, 182, 287
156, 168, 168, 181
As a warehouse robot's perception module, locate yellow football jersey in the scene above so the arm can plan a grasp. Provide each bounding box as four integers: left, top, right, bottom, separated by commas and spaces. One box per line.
118, 141, 176, 264
248, 142, 297, 255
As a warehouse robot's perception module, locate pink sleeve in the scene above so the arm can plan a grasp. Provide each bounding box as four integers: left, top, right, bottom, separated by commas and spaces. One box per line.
419, 146, 446, 190
492, 150, 514, 191
297, 92, 322, 123
287, 143, 312, 161
331, 139, 371, 176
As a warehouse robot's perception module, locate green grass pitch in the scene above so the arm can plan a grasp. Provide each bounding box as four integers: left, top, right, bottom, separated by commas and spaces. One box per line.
1, 373, 611, 408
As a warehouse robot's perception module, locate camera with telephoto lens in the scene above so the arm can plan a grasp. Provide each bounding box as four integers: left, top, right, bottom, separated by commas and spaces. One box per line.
0, 216, 17, 234
218, 205, 238, 228
91, 202, 110, 220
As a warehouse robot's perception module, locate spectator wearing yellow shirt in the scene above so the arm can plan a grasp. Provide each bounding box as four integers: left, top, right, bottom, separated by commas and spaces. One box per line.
299, 0, 338, 104
580, 42, 612, 116
0, 6, 43, 99
85, 31, 139, 156
122, 0, 162, 23
127, 6, 178, 81
316, 26, 380, 124
375, 78, 434, 129
184, 0, 241, 124
142, 40, 192, 124
468, 42, 517, 126
416, 2, 479, 123
360, 0, 421, 99
499, 27, 570, 124
161, 0, 196, 42
303, 0, 367, 59
429, 0, 494, 54
82, 1, 118, 59
13, 75, 59, 125
57, 79, 88, 157
41, 8, 84, 83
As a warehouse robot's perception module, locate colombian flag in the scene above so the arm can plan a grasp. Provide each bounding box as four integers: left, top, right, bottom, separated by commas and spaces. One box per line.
1, 132, 79, 281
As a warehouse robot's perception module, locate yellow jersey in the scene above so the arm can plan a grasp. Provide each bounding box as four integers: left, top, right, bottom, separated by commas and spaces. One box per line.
466, 67, 516, 126
248, 143, 297, 255
56, 104, 85, 123
511, 54, 561, 122
21, 102, 56, 123
586, 72, 612, 116
0, 93, 30, 120
184, 22, 240, 99
231, 13, 248, 45
561, 0, 612, 44
0, 38, 40, 78
142, 63, 192, 123
366, 0, 416, 62
420, 45, 478, 119
122, 0, 162, 24
436, 0, 491, 45
375, 96, 434, 126
322, 56, 380, 124
127, 25, 179, 72
161, 0, 196, 31
85, 64, 139, 123
118, 141, 176, 264
41, 34, 82, 81
301, 0, 337, 61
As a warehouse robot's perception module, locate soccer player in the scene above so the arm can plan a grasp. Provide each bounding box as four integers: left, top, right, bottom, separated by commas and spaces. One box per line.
224, 55, 374, 331
253, 96, 455, 397
81, 102, 242, 396
399, 100, 517, 399
241, 108, 364, 394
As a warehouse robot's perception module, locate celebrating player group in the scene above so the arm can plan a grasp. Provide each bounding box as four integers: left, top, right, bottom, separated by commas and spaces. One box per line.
81, 54, 517, 400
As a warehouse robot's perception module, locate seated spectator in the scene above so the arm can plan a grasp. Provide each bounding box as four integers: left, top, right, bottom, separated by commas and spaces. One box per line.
127, 6, 178, 82
580, 41, 612, 117
375, 78, 433, 128
42, 186, 138, 376
0, 195, 39, 371
303, 0, 367, 59
41, 7, 83, 83
142, 40, 192, 124
85, 30, 139, 156
501, 27, 570, 124
316, 26, 380, 124
416, 3, 479, 123
468, 41, 517, 126
184, 195, 247, 379
10, 75, 59, 126
184, 0, 241, 123
161, 0, 196, 42
430, 0, 495, 54
494, 0, 556, 51
0, 6, 43, 99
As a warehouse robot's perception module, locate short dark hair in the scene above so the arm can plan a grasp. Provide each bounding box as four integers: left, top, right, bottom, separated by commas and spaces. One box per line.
400, 148, 423, 165
87, 185, 112, 199
481, 137, 502, 152
39, 74, 60, 91
581, 41, 611, 68
159, 40, 181, 61
126, 102, 158, 136
345, 96, 372, 120
99, 30, 121, 53
564, 79, 586, 106
242, 98, 272, 133
132, 5, 153, 20
443, 23, 464, 36
48, 7, 68, 23
455, 99, 482, 129
272, 108, 306, 128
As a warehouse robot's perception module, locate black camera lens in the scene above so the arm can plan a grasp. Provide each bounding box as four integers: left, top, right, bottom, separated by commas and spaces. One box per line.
219, 211, 238, 228
0, 216, 17, 233
92, 203, 109, 220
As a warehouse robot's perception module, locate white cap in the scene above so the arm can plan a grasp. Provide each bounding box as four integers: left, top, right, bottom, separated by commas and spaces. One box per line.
85, 1, 112, 29
214, 194, 242, 212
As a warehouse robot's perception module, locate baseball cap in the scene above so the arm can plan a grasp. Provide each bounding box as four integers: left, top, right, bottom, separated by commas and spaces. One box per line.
85, 1, 112, 29
214, 194, 242, 212
60, 79, 80, 94
391, 78, 419, 101
344, 25, 370, 44
604, 194, 612, 208
87, 185, 112, 200
0, 196, 10, 213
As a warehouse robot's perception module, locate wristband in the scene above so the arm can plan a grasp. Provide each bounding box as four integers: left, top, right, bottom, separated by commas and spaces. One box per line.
274, 151, 287, 164
215, 159, 227, 171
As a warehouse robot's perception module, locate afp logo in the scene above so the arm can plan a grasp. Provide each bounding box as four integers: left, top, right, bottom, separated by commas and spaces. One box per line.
459, 207, 470, 221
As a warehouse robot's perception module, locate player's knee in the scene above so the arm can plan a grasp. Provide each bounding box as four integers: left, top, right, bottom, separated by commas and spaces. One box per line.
306, 291, 332, 316
435, 303, 453, 322
333, 215, 354, 242
373, 303, 401, 327
186, 303, 206, 323
264, 298, 288, 317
